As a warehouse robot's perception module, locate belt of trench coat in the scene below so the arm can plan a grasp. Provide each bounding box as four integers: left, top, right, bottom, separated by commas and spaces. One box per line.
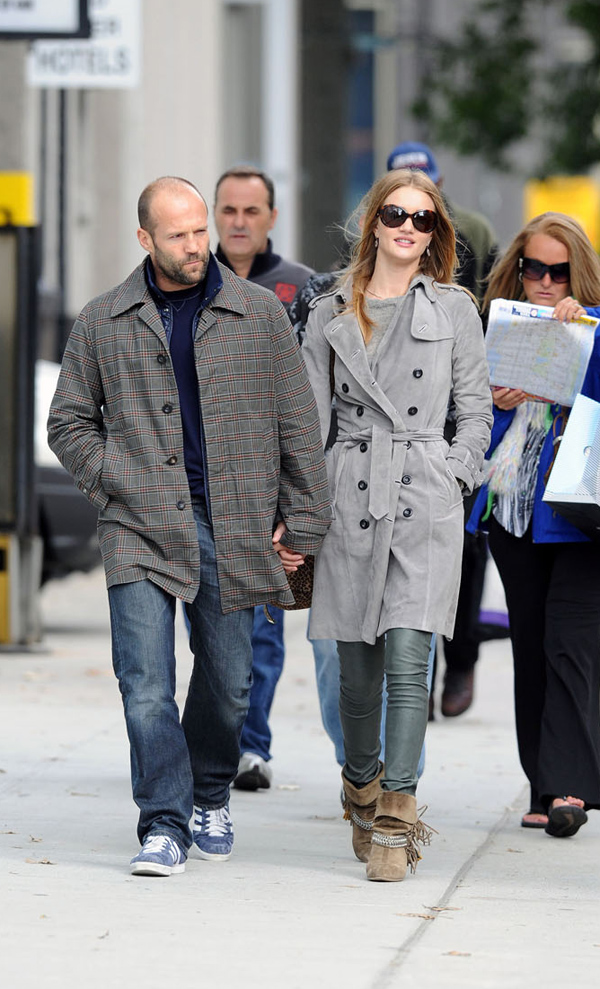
328, 423, 444, 644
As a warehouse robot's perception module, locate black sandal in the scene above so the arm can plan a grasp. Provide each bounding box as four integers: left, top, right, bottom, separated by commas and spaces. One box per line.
521, 809, 548, 829
545, 800, 588, 838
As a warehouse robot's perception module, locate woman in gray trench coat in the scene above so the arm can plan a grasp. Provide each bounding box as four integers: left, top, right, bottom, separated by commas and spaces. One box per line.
302, 169, 492, 881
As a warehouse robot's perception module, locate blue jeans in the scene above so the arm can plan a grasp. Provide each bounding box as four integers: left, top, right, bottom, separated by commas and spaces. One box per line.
108, 498, 254, 850
311, 630, 435, 777
239, 605, 285, 761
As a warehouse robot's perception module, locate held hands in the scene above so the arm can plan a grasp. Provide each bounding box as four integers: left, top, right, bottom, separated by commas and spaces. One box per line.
272, 521, 306, 574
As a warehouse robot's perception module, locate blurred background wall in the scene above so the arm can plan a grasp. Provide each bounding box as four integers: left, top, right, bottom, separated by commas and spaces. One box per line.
1, 0, 598, 362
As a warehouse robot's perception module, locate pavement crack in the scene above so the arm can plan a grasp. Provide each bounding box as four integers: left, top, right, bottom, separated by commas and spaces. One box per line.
370, 783, 529, 989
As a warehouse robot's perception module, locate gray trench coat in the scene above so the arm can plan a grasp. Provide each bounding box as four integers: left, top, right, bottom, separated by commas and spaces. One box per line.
302, 274, 492, 644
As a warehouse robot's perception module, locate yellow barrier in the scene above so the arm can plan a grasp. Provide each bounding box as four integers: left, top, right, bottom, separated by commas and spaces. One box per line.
524, 176, 600, 252
0, 172, 35, 226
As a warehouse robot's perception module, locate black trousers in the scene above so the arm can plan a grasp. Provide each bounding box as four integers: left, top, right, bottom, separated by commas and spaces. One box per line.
488, 516, 600, 812
442, 519, 488, 674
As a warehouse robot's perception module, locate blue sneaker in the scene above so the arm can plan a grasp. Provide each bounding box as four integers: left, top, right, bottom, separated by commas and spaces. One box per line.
192, 803, 234, 861
130, 834, 187, 876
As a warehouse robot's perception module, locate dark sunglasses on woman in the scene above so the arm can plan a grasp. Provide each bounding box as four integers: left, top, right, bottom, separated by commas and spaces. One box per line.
376, 204, 438, 234
519, 256, 571, 284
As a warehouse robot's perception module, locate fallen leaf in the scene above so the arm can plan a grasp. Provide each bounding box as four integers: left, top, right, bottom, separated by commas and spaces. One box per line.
425, 906, 461, 913
507, 848, 523, 853
29, 836, 43, 843
396, 912, 435, 920
1, 830, 17, 835
25, 858, 55, 865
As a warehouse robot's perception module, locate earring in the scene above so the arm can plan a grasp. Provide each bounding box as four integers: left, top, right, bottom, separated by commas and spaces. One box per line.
425, 246, 431, 258
374, 236, 379, 249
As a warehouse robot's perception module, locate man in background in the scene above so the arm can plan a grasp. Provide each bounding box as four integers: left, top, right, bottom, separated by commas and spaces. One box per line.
214, 165, 314, 789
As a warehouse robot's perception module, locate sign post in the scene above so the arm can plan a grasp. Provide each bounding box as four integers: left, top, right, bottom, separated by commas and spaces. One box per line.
27, 0, 141, 90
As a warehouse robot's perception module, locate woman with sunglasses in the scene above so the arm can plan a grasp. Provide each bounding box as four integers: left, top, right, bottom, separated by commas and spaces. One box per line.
302, 169, 492, 881
468, 211, 600, 837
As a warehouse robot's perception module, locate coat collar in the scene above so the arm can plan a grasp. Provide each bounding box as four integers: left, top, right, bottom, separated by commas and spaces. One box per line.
333, 271, 442, 307
110, 256, 250, 320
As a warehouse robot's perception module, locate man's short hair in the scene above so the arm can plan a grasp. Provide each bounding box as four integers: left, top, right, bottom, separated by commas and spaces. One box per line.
214, 165, 275, 211
138, 176, 204, 234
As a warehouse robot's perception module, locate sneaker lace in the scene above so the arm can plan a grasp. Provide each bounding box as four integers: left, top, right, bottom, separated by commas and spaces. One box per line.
142, 834, 176, 855
199, 806, 232, 837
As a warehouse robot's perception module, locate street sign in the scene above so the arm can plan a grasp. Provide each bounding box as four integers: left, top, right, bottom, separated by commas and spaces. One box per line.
26, 0, 140, 89
0, 0, 90, 39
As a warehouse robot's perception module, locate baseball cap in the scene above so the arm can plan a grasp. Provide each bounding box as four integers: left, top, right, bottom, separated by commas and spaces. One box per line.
386, 141, 440, 184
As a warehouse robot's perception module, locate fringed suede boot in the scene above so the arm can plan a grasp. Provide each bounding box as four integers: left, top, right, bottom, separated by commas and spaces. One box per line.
366, 791, 434, 882
342, 767, 383, 862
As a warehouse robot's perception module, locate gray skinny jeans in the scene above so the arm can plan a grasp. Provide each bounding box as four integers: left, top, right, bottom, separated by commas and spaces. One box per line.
338, 628, 432, 794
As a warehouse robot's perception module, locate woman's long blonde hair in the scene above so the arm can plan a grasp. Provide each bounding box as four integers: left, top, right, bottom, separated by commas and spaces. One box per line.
483, 211, 600, 311
341, 169, 458, 340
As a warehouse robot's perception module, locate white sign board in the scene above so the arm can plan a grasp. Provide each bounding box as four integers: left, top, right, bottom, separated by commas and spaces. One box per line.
0, 0, 88, 37
27, 0, 140, 89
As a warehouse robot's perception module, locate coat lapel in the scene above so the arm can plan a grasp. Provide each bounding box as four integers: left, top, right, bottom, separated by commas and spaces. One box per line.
323, 310, 406, 429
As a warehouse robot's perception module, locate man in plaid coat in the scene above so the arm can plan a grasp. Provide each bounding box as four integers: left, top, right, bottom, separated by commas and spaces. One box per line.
48, 176, 331, 877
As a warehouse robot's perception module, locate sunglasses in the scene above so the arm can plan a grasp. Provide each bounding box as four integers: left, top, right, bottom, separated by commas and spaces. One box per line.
519, 257, 571, 284
376, 204, 438, 234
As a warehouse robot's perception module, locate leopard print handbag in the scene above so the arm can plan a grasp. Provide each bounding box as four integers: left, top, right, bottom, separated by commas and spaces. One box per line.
280, 554, 314, 611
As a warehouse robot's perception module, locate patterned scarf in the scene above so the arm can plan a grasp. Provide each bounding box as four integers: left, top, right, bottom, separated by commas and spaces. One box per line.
487, 402, 551, 537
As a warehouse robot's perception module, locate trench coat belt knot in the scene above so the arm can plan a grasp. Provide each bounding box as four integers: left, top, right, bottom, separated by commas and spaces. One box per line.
334, 425, 444, 520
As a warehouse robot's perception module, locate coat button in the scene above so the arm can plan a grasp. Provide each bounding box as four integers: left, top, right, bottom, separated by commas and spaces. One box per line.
342, 383, 349, 393
360, 442, 368, 452
405, 441, 411, 450
403, 508, 413, 518
162, 403, 173, 414
157, 353, 167, 364
408, 406, 418, 416
402, 474, 411, 485
176, 500, 185, 510
356, 406, 364, 417
359, 519, 370, 529
167, 455, 178, 465
413, 368, 423, 378
358, 480, 368, 491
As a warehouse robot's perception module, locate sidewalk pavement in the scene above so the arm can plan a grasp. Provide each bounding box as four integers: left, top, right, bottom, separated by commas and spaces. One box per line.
1, 567, 598, 989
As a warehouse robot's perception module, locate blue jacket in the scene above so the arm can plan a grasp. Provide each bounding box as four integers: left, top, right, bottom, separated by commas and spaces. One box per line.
468, 306, 600, 543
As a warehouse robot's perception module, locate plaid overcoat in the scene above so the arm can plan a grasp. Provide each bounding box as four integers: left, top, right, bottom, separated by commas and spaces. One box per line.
47, 260, 332, 611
